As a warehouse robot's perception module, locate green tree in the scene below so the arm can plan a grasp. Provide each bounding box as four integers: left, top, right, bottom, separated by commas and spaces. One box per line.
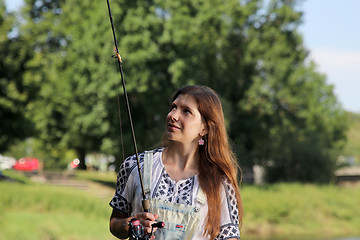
229, 0, 347, 182
19, 0, 347, 182
342, 112, 360, 164
0, 0, 35, 152
20, 0, 118, 169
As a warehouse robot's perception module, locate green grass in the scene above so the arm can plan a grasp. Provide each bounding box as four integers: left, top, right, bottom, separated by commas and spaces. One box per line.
0, 169, 32, 184
0, 211, 111, 240
1, 171, 360, 240
241, 183, 360, 239
0, 183, 109, 217
74, 170, 117, 188
0, 173, 115, 240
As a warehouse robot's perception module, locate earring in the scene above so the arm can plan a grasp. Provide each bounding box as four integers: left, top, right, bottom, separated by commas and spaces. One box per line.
199, 138, 205, 146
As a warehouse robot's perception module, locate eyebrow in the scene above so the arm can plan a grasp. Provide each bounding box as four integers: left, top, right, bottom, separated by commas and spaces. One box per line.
171, 102, 195, 112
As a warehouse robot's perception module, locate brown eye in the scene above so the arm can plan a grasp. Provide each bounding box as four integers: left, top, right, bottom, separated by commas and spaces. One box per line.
183, 109, 191, 114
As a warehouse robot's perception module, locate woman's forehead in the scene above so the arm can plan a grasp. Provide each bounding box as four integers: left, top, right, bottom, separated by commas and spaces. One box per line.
173, 94, 198, 106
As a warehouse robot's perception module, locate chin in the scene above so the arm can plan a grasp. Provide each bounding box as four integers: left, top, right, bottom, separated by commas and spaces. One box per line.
166, 134, 179, 143
166, 132, 175, 140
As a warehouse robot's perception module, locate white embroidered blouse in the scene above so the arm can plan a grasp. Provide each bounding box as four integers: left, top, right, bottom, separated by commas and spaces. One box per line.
109, 148, 240, 239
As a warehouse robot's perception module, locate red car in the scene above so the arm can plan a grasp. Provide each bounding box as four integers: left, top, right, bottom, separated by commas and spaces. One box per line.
13, 157, 40, 172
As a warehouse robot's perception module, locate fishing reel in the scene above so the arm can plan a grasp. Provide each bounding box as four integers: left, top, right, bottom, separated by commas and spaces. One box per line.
129, 218, 165, 240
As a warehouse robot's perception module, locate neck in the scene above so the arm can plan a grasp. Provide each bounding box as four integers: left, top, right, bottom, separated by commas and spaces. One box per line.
164, 142, 200, 172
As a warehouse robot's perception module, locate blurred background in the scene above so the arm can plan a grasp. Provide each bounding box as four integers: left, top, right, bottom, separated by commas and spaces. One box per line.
1, 0, 359, 239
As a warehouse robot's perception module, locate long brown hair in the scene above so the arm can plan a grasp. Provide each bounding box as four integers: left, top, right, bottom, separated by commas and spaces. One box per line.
168, 85, 243, 238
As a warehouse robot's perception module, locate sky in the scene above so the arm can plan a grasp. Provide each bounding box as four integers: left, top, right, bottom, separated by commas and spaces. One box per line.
299, 0, 360, 113
5, 0, 360, 113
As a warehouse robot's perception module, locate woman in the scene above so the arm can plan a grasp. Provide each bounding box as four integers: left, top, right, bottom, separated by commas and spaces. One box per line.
109, 85, 243, 239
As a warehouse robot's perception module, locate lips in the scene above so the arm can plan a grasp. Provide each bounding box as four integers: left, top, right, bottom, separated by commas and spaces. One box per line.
168, 123, 180, 130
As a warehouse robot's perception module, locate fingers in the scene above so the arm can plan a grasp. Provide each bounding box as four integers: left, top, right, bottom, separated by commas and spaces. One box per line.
134, 212, 159, 234
134, 212, 158, 221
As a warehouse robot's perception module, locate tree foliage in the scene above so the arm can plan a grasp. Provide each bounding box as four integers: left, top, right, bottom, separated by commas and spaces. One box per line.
3, 0, 348, 181
228, 0, 347, 182
0, 0, 35, 152
342, 112, 360, 164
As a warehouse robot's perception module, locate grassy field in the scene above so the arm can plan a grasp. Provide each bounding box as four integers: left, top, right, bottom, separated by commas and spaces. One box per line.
0, 170, 116, 240
1, 170, 360, 240
241, 183, 360, 239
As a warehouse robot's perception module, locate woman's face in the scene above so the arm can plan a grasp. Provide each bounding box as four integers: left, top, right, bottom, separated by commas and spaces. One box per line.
166, 94, 208, 145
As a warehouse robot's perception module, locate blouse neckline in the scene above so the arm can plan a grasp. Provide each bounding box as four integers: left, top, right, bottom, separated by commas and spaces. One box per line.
158, 148, 198, 184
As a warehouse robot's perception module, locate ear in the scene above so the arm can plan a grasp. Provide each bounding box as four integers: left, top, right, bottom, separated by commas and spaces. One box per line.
200, 122, 209, 136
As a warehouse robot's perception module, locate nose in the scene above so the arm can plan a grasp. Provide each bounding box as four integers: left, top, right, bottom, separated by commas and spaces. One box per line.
168, 109, 179, 122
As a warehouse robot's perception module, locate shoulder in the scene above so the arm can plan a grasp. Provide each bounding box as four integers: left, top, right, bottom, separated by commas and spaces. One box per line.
115, 148, 163, 189
149, 147, 165, 158
118, 152, 141, 178
119, 148, 164, 175
120, 148, 163, 170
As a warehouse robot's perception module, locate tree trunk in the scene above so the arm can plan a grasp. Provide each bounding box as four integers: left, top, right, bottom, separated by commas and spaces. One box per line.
77, 147, 87, 170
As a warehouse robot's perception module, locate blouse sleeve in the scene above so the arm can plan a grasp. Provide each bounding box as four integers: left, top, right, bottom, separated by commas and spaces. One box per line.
109, 154, 140, 216
215, 178, 241, 240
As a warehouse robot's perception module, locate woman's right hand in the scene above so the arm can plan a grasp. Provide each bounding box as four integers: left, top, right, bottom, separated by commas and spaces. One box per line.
110, 209, 160, 239
134, 212, 160, 234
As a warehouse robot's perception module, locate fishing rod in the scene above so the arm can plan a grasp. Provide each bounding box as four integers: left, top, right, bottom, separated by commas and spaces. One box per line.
105, 0, 149, 213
